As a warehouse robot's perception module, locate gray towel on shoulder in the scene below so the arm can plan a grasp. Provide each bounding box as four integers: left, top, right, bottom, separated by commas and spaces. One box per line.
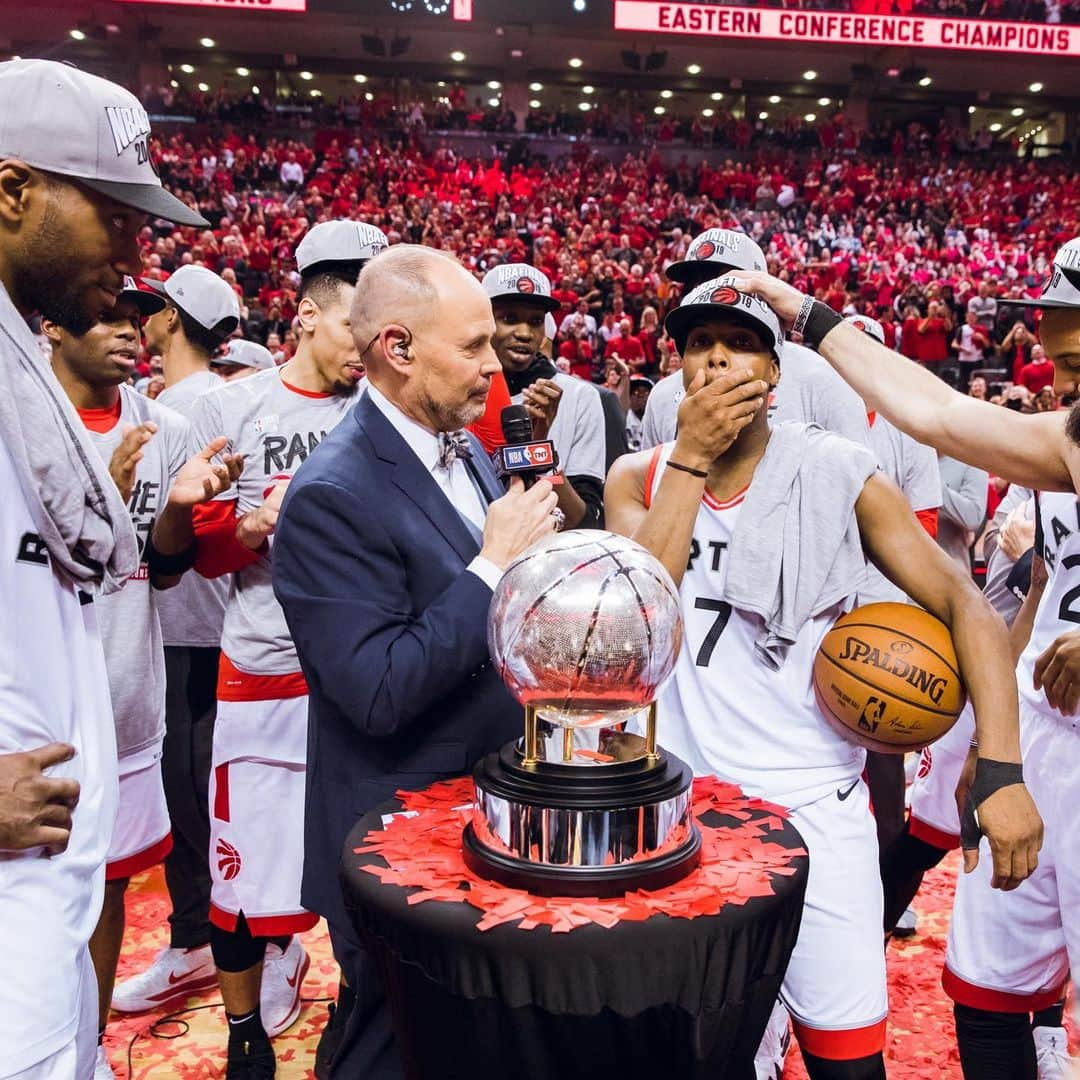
0, 283, 137, 594
722, 422, 878, 669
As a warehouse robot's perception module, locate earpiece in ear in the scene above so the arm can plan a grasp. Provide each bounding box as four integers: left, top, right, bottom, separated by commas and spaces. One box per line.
395, 343, 409, 358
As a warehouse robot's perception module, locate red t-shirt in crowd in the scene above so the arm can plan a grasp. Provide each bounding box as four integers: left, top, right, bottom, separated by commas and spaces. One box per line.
604, 334, 644, 364
1018, 360, 1054, 394
915, 317, 949, 364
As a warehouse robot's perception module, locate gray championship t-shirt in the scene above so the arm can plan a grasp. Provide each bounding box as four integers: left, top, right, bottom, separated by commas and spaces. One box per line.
155, 369, 229, 648
86, 386, 189, 763
188, 368, 357, 676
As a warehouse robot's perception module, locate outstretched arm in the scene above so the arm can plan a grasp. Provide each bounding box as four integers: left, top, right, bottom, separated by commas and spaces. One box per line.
729, 271, 1075, 492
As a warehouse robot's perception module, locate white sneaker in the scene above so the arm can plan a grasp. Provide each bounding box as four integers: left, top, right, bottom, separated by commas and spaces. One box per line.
1034, 1025, 1073, 1080
753, 1000, 791, 1080
111, 943, 218, 1013
94, 1045, 118, 1079
261, 936, 309, 1038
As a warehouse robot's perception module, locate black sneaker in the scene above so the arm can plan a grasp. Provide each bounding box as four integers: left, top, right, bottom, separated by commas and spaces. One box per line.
226, 1039, 276, 1079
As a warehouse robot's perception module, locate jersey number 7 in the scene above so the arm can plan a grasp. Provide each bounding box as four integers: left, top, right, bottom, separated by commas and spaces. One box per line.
694, 598, 732, 667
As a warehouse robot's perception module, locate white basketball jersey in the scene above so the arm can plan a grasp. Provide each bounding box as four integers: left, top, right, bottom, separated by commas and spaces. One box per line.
1017, 491, 1080, 724
647, 444, 865, 808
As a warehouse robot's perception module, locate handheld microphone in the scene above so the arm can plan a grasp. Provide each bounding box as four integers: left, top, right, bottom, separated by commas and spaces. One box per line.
493, 404, 558, 489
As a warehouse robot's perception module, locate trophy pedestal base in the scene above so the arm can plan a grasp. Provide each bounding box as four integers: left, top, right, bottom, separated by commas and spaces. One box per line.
462, 742, 701, 898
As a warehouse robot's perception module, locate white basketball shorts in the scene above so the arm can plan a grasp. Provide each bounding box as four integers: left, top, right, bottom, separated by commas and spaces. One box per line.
209, 697, 318, 937
908, 703, 976, 851
944, 704, 1079, 1011
6, 948, 97, 1080
105, 749, 172, 882
781, 778, 889, 1060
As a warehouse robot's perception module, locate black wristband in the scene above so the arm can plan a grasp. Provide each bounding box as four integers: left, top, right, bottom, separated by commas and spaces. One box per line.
802, 301, 844, 351
960, 758, 1025, 850
145, 537, 197, 578
666, 459, 709, 479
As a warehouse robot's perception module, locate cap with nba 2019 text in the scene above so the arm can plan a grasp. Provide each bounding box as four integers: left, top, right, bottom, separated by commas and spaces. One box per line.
295, 220, 390, 274
666, 229, 767, 286
481, 263, 562, 313
664, 275, 783, 357
1003, 238, 1080, 310
0, 59, 208, 227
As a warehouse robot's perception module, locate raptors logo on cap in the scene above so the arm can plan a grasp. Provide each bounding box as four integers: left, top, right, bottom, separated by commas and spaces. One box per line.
517, 276, 536, 294
851, 319, 867, 331
694, 240, 716, 260
710, 286, 740, 305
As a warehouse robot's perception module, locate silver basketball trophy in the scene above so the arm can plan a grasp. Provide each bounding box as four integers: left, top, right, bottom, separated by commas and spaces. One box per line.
462, 531, 702, 896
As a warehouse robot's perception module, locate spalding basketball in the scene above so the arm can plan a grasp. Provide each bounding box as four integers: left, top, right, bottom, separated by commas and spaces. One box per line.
813, 603, 966, 754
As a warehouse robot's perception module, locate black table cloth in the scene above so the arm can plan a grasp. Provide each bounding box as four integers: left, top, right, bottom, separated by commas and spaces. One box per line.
341, 777, 809, 1080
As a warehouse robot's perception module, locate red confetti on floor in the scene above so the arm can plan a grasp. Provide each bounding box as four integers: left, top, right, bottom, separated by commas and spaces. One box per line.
107, 832, 1073, 1076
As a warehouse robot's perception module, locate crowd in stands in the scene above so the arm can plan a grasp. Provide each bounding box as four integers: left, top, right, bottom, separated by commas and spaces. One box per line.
127, 100, 1080, 416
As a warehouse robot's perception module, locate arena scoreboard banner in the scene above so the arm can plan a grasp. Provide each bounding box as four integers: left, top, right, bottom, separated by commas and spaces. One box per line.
114, 0, 308, 11
614, 0, 1080, 57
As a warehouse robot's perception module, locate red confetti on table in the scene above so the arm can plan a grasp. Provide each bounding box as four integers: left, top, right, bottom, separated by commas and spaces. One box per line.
357, 775, 807, 933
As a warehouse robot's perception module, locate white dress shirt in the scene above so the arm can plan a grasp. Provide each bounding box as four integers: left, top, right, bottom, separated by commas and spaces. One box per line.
366, 382, 503, 590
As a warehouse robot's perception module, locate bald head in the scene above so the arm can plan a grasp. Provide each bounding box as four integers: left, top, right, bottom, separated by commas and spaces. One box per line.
352, 244, 500, 433
351, 244, 484, 367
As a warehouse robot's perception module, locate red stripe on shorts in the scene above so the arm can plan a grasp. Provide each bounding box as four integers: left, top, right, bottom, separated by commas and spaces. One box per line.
909, 814, 960, 852
791, 1016, 887, 1060
106, 833, 173, 882
213, 763, 231, 823
942, 966, 1067, 1014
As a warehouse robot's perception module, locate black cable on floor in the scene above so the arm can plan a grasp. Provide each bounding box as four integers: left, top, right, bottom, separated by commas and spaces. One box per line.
124, 996, 334, 1076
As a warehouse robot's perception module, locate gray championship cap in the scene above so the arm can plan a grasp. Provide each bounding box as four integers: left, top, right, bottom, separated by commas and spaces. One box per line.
214, 338, 275, 372
0, 59, 207, 228
481, 263, 561, 313
142, 265, 240, 339
1005, 238, 1080, 310
664, 275, 782, 356
666, 229, 767, 286
845, 313, 886, 345
295, 220, 389, 274
117, 275, 166, 318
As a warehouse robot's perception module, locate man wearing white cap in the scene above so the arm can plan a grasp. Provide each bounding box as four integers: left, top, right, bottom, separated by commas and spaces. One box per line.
186, 219, 386, 1076
44, 280, 241, 1077
108, 266, 240, 1021
482, 263, 606, 529
605, 277, 1040, 1080
638, 229, 869, 452
212, 340, 277, 382
727, 242, 1080, 1080
0, 58, 207, 1079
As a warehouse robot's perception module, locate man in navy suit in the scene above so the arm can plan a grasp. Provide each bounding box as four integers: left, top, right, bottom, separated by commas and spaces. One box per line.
273, 244, 558, 1078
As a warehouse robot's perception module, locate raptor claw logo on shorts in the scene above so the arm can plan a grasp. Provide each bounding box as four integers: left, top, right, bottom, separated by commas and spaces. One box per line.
917, 747, 932, 780
694, 240, 716, 260
216, 838, 242, 881
517, 276, 536, 294
710, 286, 740, 306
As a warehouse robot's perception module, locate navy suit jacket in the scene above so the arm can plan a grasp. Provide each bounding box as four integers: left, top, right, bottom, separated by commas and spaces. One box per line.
273, 393, 522, 934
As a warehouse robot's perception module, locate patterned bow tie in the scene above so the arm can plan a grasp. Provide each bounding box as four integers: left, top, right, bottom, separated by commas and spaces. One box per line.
436, 431, 473, 470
